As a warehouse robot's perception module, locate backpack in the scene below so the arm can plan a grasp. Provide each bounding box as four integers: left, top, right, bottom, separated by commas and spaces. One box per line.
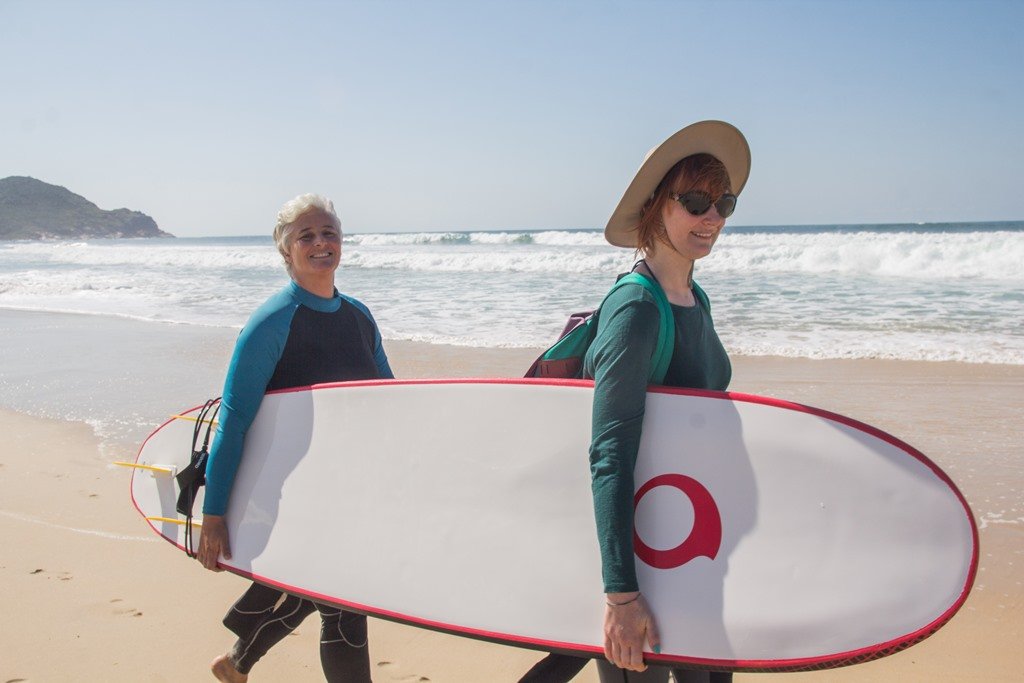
525, 269, 710, 384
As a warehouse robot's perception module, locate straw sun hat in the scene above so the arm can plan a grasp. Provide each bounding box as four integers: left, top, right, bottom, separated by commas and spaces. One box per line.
605, 120, 751, 248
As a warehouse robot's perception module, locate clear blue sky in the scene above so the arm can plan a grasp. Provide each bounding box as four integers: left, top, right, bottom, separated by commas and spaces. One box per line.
2, 0, 1022, 236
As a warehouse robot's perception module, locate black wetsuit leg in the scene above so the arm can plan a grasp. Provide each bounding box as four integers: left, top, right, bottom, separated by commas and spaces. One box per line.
520, 655, 593, 679
596, 661, 733, 682
222, 582, 286, 641
229, 590, 317, 674
595, 660, 669, 682
224, 585, 371, 681
315, 603, 372, 683
518, 653, 590, 682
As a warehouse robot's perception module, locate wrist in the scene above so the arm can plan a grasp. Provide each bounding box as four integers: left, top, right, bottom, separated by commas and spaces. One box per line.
606, 591, 641, 607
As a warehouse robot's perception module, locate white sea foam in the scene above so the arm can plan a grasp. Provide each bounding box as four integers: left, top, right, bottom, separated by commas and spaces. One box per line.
4, 229, 1022, 279
2, 225, 1022, 364
707, 230, 1024, 281
344, 246, 631, 274
724, 329, 1024, 365
1, 239, 282, 271
346, 229, 1024, 279
346, 230, 606, 247
978, 512, 1024, 530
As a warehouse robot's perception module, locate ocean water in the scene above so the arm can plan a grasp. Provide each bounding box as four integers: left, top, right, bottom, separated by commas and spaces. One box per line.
2, 223, 1021, 532
2, 221, 1022, 365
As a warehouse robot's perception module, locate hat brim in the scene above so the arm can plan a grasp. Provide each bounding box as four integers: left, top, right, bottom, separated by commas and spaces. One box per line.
605, 120, 751, 248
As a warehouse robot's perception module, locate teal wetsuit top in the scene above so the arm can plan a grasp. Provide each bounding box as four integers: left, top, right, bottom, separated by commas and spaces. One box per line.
203, 280, 393, 516
583, 281, 730, 593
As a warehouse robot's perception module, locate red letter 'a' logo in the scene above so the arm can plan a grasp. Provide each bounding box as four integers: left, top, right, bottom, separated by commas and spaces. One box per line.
633, 474, 722, 569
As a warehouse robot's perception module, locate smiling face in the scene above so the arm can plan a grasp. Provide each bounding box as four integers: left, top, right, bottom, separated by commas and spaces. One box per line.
658, 184, 727, 261
283, 208, 342, 289
635, 153, 733, 262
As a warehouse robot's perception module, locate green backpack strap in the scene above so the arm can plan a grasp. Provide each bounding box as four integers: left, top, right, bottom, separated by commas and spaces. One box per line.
526, 270, 681, 383
608, 272, 674, 385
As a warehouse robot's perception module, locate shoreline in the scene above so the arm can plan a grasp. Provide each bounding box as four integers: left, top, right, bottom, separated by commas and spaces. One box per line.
2, 304, 1022, 368
1, 311, 1022, 681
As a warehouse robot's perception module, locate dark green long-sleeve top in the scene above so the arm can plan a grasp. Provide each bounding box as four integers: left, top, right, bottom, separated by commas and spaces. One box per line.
583, 281, 731, 593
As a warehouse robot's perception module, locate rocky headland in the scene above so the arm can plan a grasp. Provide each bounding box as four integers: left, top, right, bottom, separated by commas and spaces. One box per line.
0, 176, 171, 239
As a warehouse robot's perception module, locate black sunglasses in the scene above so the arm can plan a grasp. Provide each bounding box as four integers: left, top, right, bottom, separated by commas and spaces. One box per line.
671, 191, 737, 218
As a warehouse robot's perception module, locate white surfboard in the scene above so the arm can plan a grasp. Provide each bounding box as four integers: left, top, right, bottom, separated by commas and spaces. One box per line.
128, 379, 977, 672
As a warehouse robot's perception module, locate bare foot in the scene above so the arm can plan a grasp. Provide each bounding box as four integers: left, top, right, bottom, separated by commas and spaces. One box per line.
211, 654, 247, 683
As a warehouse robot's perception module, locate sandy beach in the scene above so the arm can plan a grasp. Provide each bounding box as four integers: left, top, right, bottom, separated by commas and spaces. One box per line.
1, 320, 1021, 682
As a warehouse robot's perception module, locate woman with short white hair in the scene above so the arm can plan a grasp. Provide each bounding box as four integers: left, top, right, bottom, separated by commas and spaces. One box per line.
198, 193, 392, 683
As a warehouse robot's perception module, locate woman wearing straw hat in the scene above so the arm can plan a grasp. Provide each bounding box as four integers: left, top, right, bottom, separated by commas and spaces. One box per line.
519, 121, 750, 683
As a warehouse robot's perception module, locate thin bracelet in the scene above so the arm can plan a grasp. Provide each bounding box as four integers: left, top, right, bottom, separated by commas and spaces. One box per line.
606, 593, 641, 607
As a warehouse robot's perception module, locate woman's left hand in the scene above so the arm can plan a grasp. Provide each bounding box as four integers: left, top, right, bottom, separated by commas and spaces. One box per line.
603, 591, 661, 671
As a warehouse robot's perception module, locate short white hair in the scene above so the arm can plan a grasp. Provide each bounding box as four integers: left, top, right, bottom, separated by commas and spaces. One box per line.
272, 193, 342, 274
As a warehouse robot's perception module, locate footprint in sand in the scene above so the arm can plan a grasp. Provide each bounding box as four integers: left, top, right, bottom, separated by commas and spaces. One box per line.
112, 601, 143, 617
375, 661, 430, 681
29, 568, 75, 581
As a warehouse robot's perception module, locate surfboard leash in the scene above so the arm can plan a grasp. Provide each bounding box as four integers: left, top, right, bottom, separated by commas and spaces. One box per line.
176, 398, 221, 558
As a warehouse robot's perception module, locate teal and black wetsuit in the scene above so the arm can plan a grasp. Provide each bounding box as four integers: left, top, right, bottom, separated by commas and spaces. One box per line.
204, 279, 392, 515
205, 279, 392, 681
